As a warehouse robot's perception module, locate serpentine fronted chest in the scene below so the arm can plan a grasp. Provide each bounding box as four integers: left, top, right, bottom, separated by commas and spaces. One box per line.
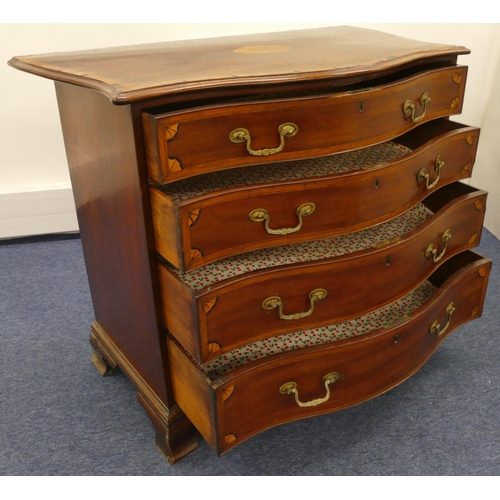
9, 26, 491, 462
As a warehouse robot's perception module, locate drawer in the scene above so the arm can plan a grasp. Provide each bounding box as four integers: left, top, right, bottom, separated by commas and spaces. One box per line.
159, 183, 487, 363
143, 66, 468, 184
151, 119, 479, 272
167, 251, 492, 454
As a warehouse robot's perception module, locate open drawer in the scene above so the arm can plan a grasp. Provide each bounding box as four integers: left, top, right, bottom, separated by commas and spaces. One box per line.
168, 251, 491, 455
143, 66, 467, 184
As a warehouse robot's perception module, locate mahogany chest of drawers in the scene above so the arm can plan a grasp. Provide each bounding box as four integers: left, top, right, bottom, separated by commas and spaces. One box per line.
9, 26, 492, 462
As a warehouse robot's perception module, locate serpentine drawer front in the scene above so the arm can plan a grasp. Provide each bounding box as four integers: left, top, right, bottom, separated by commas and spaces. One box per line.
10, 26, 492, 463
151, 119, 479, 272
143, 66, 467, 184
168, 252, 491, 455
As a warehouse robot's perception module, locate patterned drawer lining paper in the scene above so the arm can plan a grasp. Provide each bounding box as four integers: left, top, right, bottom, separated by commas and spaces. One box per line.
199, 279, 436, 380
161, 141, 411, 202
168, 202, 433, 291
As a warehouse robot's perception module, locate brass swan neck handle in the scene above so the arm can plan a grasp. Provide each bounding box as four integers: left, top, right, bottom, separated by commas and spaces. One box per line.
229, 122, 298, 156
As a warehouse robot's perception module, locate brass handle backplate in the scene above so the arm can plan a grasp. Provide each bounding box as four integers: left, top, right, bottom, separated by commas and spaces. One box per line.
262, 288, 327, 321
279, 372, 340, 407
403, 91, 431, 123
249, 202, 316, 235
229, 122, 298, 156
418, 155, 444, 190
430, 302, 456, 337
425, 229, 452, 263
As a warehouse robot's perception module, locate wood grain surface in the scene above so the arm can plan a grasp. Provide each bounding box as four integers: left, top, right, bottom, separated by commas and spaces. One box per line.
8, 26, 469, 103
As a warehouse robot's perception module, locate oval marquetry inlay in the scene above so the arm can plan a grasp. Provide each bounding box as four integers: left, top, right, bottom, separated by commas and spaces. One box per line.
234, 44, 292, 54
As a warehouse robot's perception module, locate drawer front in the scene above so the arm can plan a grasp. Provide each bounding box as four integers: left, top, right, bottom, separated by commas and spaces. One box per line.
152, 123, 479, 272
144, 66, 467, 184
168, 252, 491, 454
160, 185, 487, 363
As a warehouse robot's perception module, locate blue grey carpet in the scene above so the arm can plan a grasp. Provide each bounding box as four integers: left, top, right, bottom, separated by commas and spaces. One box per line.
1, 229, 499, 475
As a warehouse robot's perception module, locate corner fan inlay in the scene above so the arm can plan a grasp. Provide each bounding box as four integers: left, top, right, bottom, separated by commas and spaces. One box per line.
468, 233, 477, 245
165, 123, 182, 174
208, 341, 221, 354
165, 123, 180, 141
167, 157, 182, 174
190, 248, 203, 264
462, 136, 474, 172
205, 298, 217, 314
188, 209, 201, 226
221, 385, 235, 402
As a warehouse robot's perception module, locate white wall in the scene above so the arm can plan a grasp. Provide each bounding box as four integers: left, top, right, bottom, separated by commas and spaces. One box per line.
1, 24, 500, 238
469, 51, 500, 239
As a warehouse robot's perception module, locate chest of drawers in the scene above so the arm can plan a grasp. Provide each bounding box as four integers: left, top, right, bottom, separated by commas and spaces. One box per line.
9, 26, 491, 462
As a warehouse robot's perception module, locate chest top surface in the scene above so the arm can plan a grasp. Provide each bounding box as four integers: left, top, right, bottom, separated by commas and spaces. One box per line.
8, 26, 469, 104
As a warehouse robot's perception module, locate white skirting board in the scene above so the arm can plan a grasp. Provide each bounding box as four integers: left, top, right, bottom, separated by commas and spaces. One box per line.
0, 189, 79, 239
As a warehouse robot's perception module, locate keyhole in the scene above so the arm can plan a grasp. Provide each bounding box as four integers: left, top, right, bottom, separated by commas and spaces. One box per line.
359, 100, 364, 113
375, 179, 379, 189
394, 334, 400, 344
386, 255, 391, 266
